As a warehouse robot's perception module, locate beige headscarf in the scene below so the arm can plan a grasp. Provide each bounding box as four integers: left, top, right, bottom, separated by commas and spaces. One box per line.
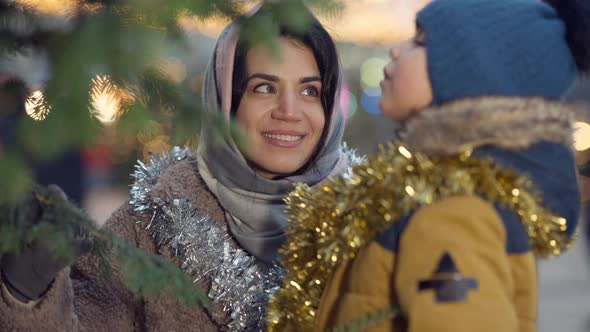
196, 16, 349, 264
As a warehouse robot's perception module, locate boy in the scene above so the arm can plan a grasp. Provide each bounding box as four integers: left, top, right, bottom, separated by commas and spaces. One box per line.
267, 0, 590, 331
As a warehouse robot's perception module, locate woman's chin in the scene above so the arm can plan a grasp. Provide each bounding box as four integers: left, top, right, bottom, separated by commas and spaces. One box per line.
252, 162, 307, 180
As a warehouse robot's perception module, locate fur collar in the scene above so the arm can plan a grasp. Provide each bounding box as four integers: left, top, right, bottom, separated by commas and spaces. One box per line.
399, 97, 582, 155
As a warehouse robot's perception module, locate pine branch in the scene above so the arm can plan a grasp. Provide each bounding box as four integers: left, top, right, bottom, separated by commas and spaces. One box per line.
0, 185, 213, 310
0, 153, 33, 203
306, 0, 344, 17
0, 0, 343, 199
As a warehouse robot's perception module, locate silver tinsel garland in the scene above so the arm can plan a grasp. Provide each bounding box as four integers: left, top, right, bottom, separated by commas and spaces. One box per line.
340, 142, 367, 180
129, 147, 284, 331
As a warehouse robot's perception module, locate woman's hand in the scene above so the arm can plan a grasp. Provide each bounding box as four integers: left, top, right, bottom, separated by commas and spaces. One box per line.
0, 185, 92, 302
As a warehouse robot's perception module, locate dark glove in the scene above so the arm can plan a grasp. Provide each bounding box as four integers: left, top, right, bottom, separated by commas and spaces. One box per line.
1, 185, 92, 302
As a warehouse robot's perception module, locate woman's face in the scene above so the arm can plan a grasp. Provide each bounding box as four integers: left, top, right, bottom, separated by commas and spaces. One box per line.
379, 29, 433, 121
235, 37, 325, 179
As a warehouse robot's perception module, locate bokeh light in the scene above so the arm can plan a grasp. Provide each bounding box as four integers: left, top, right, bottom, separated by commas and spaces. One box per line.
346, 94, 358, 120
25, 90, 50, 121
360, 57, 388, 89
18, 0, 78, 15
90, 75, 121, 124
180, 0, 430, 45
162, 57, 188, 83
20, 0, 431, 45
574, 122, 590, 151
363, 85, 381, 97
361, 87, 381, 115
339, 83, 358, 122
18, 0, 101, 15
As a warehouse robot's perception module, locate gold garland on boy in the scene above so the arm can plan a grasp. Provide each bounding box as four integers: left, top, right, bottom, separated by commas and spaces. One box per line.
266, 143, 573, 331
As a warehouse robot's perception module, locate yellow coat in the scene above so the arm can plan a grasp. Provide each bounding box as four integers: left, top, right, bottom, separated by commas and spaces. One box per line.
266, 98, 580, 332
316, 195, 537, 332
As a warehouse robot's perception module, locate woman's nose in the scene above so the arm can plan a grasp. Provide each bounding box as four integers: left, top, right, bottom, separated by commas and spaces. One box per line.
272, 91, 302, 121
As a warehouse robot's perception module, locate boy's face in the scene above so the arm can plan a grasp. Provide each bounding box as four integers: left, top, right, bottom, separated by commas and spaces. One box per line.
379, 29, 433, 121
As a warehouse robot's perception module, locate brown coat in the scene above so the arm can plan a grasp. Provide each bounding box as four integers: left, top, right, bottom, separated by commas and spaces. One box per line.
0, 158, 229, 331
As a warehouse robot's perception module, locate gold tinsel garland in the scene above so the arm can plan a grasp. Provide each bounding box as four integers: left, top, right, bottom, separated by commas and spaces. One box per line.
266, 143, 573, 331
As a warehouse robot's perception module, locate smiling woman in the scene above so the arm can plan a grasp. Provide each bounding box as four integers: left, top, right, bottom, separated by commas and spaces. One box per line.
196, 7, 350, 270
0, 4, 358, 332
233, 38, 326, 178
192, 9, 355, 328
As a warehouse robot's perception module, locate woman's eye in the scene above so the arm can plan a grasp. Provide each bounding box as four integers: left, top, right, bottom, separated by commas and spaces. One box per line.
254, 84, 275, 94
302, 86, 320, 97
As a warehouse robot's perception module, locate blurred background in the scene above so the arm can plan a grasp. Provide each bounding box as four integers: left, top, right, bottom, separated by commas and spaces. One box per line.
2, 1, 589, 330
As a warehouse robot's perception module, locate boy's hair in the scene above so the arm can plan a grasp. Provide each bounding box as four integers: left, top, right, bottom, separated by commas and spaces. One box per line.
416, 0, 590, 104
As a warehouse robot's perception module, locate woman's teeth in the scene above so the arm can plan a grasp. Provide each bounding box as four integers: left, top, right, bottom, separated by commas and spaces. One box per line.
263, 133, 303, 142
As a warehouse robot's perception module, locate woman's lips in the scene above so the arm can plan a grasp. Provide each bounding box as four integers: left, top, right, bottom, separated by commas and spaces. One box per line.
261, 131, 305, 148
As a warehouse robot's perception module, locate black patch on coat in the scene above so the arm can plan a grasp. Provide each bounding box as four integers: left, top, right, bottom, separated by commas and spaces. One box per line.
418, 252, 478, 303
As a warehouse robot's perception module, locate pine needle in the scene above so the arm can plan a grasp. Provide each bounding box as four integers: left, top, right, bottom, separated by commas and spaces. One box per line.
0, 185, 213, 310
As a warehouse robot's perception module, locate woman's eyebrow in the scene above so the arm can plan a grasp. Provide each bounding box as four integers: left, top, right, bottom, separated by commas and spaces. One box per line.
245, 73, 321, 84
300, 76, 321, 84
246, 73, 279, 83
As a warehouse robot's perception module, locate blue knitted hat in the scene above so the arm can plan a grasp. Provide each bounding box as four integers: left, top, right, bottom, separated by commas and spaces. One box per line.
416, 0, 578, 104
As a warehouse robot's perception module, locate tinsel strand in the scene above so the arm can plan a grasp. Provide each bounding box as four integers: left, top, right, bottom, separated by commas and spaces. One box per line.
129, 147, 283, 331
266, 143, 573, 331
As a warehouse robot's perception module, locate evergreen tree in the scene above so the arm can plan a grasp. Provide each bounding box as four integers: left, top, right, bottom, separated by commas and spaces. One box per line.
0, 0, 340, 308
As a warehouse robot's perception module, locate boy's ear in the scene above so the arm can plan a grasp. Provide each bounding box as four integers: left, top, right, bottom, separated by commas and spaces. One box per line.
415, 22, 423, 33
579, 159, 590, 177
